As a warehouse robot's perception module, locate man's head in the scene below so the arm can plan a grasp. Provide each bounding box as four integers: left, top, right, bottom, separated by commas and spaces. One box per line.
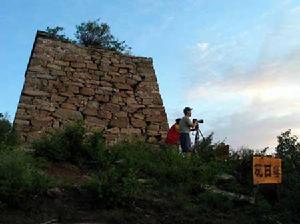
175, 118, 181, 124
183, 107, 192, 117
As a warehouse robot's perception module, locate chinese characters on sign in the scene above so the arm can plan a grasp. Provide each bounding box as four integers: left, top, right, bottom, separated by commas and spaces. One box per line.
253, 157, 282, 185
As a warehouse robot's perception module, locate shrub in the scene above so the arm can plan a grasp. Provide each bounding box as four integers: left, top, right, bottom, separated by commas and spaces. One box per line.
45, 19, 131, 54
0, 148, 50, 205
0, 113, 18, 147
274, 130, 300, 218
80, 140, 225, 207
32, 122, 106, 167
83, 130, 109, 167
45, 26, 74, 43
75, 19, 131, 54
193, 133, 215, 161
225, 148, 254, 195
197, 192, 234, 212
110, 141, 222, 192
83, 167, 143, 207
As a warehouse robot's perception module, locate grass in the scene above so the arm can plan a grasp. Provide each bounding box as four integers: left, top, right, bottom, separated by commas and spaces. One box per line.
0, 147, 51, 206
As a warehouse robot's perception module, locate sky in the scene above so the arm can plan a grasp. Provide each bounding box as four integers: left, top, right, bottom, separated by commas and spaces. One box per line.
1, 0, 300, 150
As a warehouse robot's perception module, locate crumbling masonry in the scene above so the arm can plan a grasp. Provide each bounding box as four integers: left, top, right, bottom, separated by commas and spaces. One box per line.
14, 31, 169, 143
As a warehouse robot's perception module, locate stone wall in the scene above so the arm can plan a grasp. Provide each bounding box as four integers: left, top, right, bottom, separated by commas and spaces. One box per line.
14, 31, 169, 143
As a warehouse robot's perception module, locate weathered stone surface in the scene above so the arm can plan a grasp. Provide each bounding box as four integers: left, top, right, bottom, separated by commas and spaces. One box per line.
115, 111, 128, 118
119, 68, 128, 74
59, 92, 73, 97
23, 89, 49, 97
106, 127, 120, 134
127, 104, 145, 113
80, 87, 94, 96
61, 103, 77, 110
14, 31, 169, 144
153, 94, 163, 105
27, 131, 43, 142
67, 85, 80, 94
147, 130, 159, 136
85, 116, 107, 130
142, 97, 153, 105
47, 63, 61, 70
114, 83, 131, 90
99, 81, 112, 87
53, 109, 83, 120
15, 112, 31, 120
147, 137, 157, 143
110, 117, 129, 128
54, 60, 69, 66
145, 115, 165, 122
85, 116, 106, 125
86, 63, 97, 70
111, 95, 121, 104
133, 113, 144, 120
121, 128, 141, 135
160, 122, 169, 131
131, 117, 146, 128
70, 62, 86, 68
28, 65, 45, 73
95, 94, 110, 102
83, 107, 98, 116
14, 119, 30, 126
148, 123, 160, 131
50, 69, 66, 76
33, 99, 56, 112
20, 96, 33, 104
105, 103, 120, 113
98, 110, 112, 120
53, 120, 60, 129
31, 119, 52, 131
51, 95, 66, 103
18, 103, 36, 110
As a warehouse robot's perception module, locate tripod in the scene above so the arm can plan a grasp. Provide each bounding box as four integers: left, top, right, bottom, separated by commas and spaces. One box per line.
194, 124, 205, 144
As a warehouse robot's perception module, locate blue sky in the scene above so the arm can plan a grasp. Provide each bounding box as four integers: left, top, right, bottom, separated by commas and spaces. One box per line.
1, 0, 300, 149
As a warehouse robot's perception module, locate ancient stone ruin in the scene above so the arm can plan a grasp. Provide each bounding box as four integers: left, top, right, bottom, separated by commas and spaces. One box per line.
14, 31, 169, 144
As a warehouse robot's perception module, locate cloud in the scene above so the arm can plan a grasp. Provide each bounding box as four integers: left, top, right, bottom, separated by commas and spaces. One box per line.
184, 3, 300, 150
196, 42, 209, 51
187, 50, 300, 149
188, 50, 300, 149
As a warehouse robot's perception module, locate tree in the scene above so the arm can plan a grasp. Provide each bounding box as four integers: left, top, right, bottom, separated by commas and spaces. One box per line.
74, 20, 131, 54
0, 113, 18, 146
45, 20, 131, 54
45, 26, 74, 43
276, 129, 300, 158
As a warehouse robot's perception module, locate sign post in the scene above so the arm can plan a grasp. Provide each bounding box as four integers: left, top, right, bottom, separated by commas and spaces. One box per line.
252, 156, 282, 203
253, 156, 282, 185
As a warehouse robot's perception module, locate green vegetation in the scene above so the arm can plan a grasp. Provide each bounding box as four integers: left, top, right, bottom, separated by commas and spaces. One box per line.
1, 114, 300, 223
75, 20, 131, 54
45, 26, 75, 43
45, 19, 131, 54
32, 122, 106, 167
0, 113, 18, 147
0, 148, 50, 206
275, 130, 300, 220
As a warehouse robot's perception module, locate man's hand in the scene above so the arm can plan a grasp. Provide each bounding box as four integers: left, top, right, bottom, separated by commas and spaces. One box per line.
192, 120, 198, 128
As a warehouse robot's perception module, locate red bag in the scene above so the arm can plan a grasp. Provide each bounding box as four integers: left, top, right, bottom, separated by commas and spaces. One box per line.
165, 124, 180, 145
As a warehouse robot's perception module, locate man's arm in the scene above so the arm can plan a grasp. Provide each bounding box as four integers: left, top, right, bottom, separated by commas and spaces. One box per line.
186, 117, 197, 128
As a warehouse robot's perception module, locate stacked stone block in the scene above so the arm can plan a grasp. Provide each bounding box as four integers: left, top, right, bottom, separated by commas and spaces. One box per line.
14, 31, 169, 143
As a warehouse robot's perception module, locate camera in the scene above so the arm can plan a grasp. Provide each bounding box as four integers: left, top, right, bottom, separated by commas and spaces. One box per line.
193, 119, 204, 124
192, 119, 204, 131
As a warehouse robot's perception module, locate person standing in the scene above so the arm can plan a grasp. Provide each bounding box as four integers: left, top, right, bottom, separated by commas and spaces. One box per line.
179, 107, 197, 153
165, 118, 181, 145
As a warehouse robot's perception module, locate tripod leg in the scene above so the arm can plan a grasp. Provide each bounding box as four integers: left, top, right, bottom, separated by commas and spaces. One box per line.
199, 129, 205, 141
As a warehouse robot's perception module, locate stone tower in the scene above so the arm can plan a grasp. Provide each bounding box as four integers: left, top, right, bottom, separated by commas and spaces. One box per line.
14, 31, 169, 143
